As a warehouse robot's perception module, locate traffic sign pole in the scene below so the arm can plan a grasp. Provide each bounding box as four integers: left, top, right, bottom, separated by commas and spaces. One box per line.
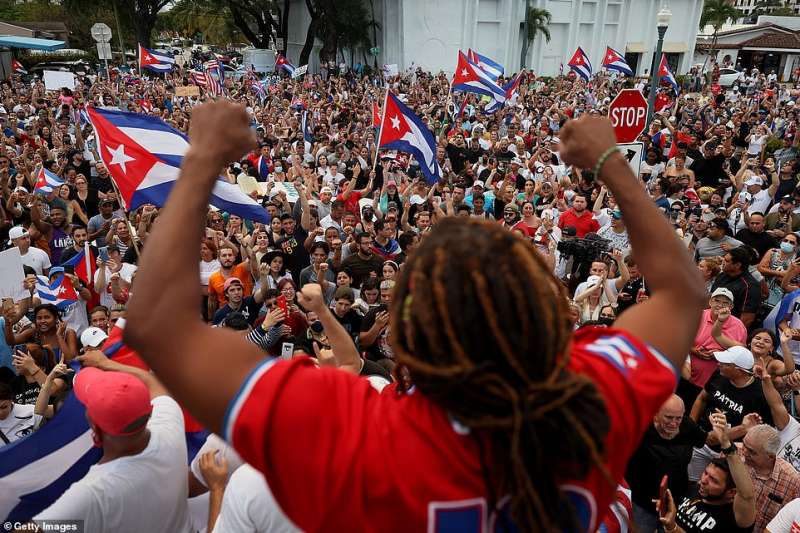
91, 23, 113, 80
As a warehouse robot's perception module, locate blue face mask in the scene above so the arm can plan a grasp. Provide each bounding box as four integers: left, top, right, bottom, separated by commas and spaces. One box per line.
781, 241, 796, 254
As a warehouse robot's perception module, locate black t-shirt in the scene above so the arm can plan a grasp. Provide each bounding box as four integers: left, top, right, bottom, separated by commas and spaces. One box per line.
276, 227, 310, 284
360, 306, 394, 362
616, 277, 647, 315
710, 273, 761, 317
360, 359, 392, 382
691, 154, 726, 188
445, 144, 468, 174
700, 369, 773, 437
212, 296, 263, 326
334, 309, 362, 341
734, 229, 777, 261
676, 497, 753, 532
90, 175, 114, 194
10, 375, 41, 406
626, 419, 707, 511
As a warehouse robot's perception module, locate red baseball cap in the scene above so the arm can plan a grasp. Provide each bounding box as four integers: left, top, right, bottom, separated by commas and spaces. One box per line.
74, 367, 152, 436
223, 277, 243, 292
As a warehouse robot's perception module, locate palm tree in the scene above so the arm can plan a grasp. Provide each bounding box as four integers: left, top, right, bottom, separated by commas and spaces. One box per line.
520, 6, 551, 70
699, 0, 742, 68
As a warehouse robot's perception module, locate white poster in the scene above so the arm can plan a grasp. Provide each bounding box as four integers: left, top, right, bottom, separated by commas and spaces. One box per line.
43, 70, 76, 91
382, 64, 398, 78
0, 248, 28, 302
291, 64, 308, 79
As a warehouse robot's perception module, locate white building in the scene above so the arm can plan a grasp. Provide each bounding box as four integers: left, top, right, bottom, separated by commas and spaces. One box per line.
285, 0, 705, 77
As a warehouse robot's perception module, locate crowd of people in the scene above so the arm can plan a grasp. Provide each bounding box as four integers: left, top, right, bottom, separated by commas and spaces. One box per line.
2, 53, 800, 532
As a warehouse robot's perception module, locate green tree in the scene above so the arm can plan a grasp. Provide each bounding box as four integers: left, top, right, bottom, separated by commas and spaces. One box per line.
520, 6, 551, 70
699, 0, 742, 67
304, 0, 376, 65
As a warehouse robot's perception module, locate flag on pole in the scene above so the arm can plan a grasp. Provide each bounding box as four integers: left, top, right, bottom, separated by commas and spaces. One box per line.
138, 44, 175, 73
86, 107, 268, 223
275, 54, 296, 76
452, 51, 507, 112
466, 49, 504, 81
372, 102, 381, 129
60, 247, 96, 286
602, 47, 633, 76
659, 54, 680, 94
11, 59, 27, 75
33, 167, 64, 194
302, 110, 314, 143
378, 92, 441, 184
568, 47, 593, 81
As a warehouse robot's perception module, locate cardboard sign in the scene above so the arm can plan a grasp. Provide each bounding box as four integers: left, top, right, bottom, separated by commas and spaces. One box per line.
43, 70, 76, 91
176, 85, 200, 97
0, 248, 28, 302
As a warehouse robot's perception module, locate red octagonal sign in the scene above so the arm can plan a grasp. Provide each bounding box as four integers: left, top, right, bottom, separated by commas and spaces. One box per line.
608, 89, 648, 144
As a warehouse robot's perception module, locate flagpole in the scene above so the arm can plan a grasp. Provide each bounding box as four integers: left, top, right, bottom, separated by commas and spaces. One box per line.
84, 241, 91, 286
372, 87, 390, 172
109, 179, 142, 259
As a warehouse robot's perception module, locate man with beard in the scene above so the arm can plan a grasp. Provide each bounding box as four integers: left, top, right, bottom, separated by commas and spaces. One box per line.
765, 195, 800, 238
207, 247, 252, 320
558, 194, 599, 238
61, 225, 98, 264
626, 395, 708, 532
31, 197, 72, 265
661, 412, 756, 533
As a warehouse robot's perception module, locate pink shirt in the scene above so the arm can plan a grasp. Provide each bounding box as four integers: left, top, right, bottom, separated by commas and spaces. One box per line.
691, 308, 748, 387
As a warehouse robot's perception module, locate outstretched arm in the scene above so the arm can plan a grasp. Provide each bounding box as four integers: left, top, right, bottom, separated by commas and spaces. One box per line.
559, 116, 706, 371
124, 102, 263, 435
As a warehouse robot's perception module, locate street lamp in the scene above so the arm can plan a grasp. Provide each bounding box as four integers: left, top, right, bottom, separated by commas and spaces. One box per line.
646, 4, 673, 127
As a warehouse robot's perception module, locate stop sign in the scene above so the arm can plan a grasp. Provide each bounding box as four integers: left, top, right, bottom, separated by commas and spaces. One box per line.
608, 89, 648, 143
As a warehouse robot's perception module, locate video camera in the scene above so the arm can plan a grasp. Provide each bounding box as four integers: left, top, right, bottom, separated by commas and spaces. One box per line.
556, 233, 612, 264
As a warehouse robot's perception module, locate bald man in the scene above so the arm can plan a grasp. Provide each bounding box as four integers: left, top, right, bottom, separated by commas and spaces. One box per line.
626, 394, 709, 532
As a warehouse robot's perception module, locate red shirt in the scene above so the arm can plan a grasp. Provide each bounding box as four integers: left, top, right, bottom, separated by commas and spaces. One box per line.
558, 209, 600, 237
223, 327, 676, 532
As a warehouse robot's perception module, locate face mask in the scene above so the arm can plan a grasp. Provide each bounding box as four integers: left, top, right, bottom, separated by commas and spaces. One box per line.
781, 241, 795, 254
275, 166, 283, 173
598, 317, 615, 327
310, 320, 324, 333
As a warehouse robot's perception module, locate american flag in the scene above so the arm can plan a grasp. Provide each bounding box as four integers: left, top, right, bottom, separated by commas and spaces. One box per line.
204, 59, 224, 80
189, 70, 207, 87
205, 69, 224, 97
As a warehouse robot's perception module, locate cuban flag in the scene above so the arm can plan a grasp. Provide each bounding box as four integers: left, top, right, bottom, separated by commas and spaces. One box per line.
35, 275, 78, 310
503, 71, 524, 104
33, 167, 63, 194
568, 47, 593, 81
252, 80, 267, 102
602, 47, 633, 76
138, 44, 175, 73
275, 54, 295, 76
467, 49, 504, 81
12, 59, 27, 75
378, 92, 440, 185
659, 54, 680, 94
256, 155, 271, 179
60, 246, 96, 286
0, 320, 209, 522
86, 107, 269, 223
138, 99, 153, 113
452, 51, 506, 111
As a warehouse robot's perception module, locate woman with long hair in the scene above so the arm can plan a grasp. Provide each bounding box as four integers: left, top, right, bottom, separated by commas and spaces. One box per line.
4, 304, 78, 363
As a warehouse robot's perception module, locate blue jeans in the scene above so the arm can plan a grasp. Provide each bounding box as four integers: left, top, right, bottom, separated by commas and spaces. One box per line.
633, 501, 663, 533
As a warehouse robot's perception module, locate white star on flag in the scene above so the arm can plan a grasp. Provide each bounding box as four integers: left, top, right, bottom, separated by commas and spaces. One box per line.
58, 286, 67, 295
390, 115, 401, 129
461, 68, 468, 77
108, 144, 135, 174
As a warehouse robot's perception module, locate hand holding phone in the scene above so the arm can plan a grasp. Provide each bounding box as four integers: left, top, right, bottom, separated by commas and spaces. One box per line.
276, 295, 289, 316
658, 475, 669, 517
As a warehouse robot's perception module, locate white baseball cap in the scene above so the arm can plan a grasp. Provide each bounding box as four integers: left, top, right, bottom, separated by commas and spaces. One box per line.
710, 287, 734, 302
745, 176, 763, 187
80, 327, 109, 349
409, 194, 426, 206
8, 226, 29, 241
713, 345, 754, 371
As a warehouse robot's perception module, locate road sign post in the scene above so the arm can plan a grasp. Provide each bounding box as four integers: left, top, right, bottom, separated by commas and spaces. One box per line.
91, 23, 113, 79
608, 89, 648, 144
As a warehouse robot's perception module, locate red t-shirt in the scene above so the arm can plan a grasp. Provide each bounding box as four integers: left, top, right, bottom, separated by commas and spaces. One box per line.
338, 191, 363, 220
223, 327, 677, 532
558, 209, 600, 237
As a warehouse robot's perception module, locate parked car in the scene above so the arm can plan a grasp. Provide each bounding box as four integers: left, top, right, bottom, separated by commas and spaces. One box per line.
717, 67, 744, 87
29, 60, 95, 78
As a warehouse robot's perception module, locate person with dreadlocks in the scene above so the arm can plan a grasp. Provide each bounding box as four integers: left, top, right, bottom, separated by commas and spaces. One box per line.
125, 101, 706, 531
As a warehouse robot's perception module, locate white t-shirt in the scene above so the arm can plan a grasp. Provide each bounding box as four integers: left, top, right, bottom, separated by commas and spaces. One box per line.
200, 259, 221, 287
779, 415, 800, 472
748, 188, 773, 215
766, 496, 800, 532
212, 464, 300, 533
20, 246, 51, 276
35, 396, 191, 533
0, 403, 40, 446
93, 263, 137, 308
574, 279, 620, 304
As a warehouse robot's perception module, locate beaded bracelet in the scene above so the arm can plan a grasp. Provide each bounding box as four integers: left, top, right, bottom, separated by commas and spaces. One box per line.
592, 146, 619, 179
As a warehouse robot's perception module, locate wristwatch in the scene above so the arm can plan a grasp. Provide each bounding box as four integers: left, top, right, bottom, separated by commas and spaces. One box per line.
721, 443, 737, 456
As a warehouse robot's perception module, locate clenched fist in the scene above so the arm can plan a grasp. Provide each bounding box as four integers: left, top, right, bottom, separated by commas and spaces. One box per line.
558, 116, 618, 171
188, 101, 256, 167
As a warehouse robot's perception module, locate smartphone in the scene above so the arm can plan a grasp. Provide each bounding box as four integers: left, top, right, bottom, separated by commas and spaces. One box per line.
276, 295, 289, 316
280, 342, 294, 361
99, 248, 109, 262
658, 475, 669, 516
13, 344, 27, 356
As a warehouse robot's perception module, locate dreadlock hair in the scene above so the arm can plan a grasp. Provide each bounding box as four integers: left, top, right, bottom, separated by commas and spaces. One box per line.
390, 218, 610, 532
